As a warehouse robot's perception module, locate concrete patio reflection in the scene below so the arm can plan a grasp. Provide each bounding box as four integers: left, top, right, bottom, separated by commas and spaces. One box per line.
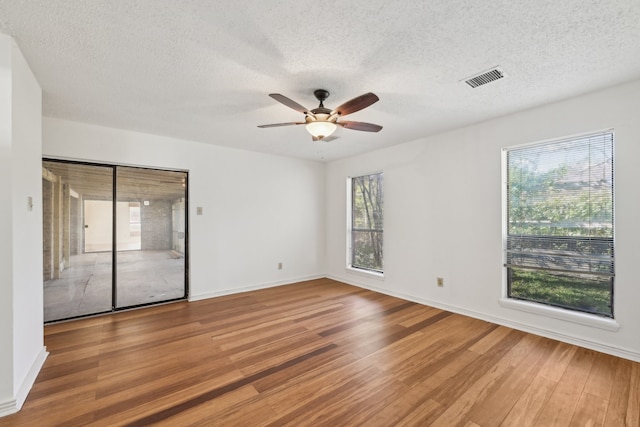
44, 250, 185, 322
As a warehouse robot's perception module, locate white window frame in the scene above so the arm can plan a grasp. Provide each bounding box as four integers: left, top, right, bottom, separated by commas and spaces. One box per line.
500, 130, 619, 331
346, 172, 384, 280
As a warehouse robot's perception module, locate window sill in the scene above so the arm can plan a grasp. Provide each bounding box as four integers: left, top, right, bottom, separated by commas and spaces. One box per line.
499, 298, 620, 331
346, 266, 385, 281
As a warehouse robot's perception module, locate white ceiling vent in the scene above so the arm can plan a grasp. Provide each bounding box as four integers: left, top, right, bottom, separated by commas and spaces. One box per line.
463, 66, 506, 88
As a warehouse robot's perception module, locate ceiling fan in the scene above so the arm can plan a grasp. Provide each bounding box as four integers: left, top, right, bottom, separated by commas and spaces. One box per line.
258, 89, 382, 141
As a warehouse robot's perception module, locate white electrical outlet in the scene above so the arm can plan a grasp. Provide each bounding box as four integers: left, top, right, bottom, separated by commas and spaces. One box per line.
278, 262, 283, 270
437, 277, 444, 287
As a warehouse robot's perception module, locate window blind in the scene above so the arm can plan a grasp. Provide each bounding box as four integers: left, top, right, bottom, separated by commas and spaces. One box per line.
505, 131, 614, 277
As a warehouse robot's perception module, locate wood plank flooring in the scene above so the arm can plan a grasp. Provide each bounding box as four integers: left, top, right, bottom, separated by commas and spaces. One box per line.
3, 278, 639, 426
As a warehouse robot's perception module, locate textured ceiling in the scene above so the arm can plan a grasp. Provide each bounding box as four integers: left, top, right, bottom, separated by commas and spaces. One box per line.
1, 1, 639, 161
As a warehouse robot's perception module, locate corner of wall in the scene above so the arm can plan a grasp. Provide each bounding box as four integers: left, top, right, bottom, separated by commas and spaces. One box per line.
0, 347, 47, 417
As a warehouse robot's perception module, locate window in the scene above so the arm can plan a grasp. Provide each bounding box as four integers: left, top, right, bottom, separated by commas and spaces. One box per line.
349, 172, 384, 273
504, 131, 614, 317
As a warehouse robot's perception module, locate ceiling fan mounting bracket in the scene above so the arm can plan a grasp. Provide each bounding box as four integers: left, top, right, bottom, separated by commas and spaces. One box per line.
311, 89, 332, 114
313, 89, 330, 103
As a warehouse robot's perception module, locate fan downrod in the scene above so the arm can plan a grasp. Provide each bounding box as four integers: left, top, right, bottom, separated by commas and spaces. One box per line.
313, 89, 330, 107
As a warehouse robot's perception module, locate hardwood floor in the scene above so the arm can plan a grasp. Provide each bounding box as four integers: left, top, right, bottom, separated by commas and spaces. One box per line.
3, 278, 639, 426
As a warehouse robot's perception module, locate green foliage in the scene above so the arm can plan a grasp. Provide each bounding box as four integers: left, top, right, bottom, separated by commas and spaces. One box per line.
509, 269, 612, 317
508, 160, 612, 237
352, 174, 383, 271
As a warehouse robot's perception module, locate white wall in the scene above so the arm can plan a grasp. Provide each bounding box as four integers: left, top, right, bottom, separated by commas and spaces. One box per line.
326, 79, 640, 362
43, 118, 326, 299
11, 35, 45, 401
0, 34, 15, 410
0, 35, 46, 416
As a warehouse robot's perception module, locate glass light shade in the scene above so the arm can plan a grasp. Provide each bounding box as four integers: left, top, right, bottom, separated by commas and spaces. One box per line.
306, 121, 337, 139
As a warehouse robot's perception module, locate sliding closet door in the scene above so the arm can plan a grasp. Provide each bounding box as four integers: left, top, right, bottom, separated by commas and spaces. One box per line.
42, 161, 114, 322
115, 166, 188, 308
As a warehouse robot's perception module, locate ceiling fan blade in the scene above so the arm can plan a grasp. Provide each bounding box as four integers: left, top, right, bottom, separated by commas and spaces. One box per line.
257, 122, 305, 128
332, 92, 379, 116
269, 94, 310, 114
337, 121, 383, 132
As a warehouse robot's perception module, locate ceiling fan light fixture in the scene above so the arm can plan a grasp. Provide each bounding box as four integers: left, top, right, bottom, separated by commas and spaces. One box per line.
306, 121, 336, 139
259, 90, 381, 139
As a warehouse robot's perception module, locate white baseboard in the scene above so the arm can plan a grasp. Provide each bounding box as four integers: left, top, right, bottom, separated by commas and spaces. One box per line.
0, 399, 17, 418
327, 274, 640, 363
0, 346, 48, 417
189, 274, 325, 302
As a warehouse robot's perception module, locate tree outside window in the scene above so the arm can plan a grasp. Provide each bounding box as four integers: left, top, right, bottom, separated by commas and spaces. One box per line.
351, 173, 383, 272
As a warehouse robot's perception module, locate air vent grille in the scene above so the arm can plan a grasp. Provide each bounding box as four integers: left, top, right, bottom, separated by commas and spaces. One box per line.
464, 67, 505, 88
